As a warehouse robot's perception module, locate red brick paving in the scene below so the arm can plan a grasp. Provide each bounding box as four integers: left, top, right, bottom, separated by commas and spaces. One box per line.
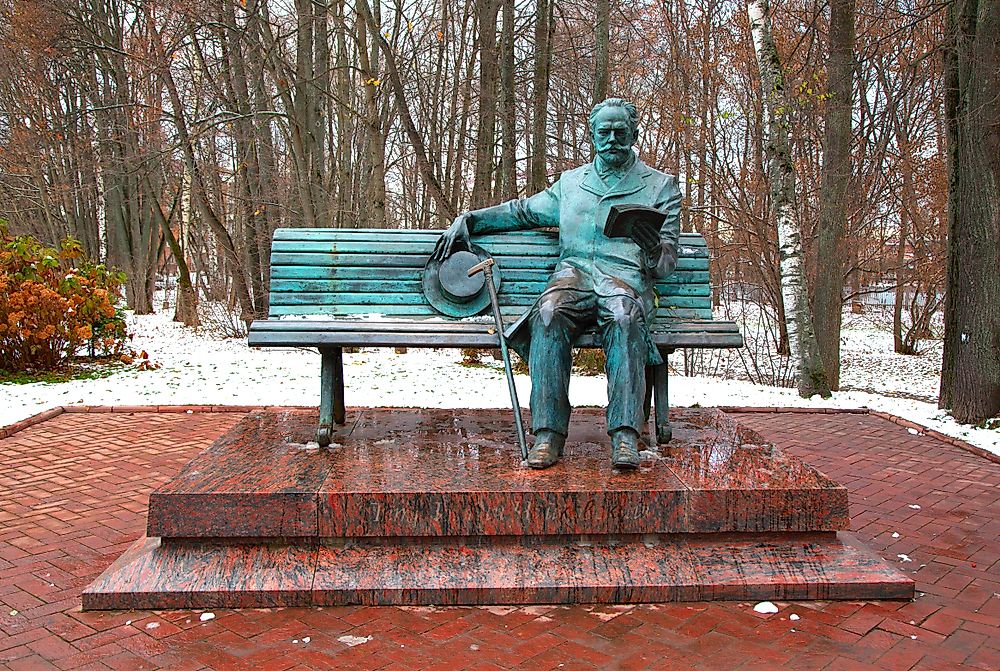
1, 409, 998, 670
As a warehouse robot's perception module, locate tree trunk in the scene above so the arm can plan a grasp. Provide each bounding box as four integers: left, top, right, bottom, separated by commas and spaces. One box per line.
472, 0, 500, 207
144, 8, 256, 324
356, 0, 455, 220
813, 0, 855, 389
894, 144, 914, 354
748, 0, 831, 398
529, 0, 554, 192
499, 0, 517, 201
940, 0, 1000, 423
593, 0, 610, 104
356, 5, 387, 227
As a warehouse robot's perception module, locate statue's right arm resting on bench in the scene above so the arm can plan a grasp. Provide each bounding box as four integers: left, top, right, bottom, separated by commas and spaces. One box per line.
431, 181, 563, 261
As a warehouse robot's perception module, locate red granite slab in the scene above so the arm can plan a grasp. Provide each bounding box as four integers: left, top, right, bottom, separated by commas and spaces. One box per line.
82, 532, 913, 609
317, 408, 687, 536
148, 408, 847, 538
668, 410, 850, 532
82, 537, 317, 610
147, 410, 359, 538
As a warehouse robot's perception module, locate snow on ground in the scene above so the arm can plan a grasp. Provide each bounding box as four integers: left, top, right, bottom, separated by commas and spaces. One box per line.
1, 304, 997, 457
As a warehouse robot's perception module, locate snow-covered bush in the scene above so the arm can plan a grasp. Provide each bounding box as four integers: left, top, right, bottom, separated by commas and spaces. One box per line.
0, 225, 127, 372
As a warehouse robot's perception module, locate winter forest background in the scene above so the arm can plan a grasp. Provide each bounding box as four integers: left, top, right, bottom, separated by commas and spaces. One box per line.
0, 0, 997, 425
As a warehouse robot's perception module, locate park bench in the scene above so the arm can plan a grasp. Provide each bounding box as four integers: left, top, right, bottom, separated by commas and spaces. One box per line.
248, 228, 742, 446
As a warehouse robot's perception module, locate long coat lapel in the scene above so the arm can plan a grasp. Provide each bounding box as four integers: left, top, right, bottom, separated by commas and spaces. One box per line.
579, 165, 607, 197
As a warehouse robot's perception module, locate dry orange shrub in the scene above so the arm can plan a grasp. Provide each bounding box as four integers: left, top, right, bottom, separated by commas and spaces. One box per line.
0, 225, 127, 372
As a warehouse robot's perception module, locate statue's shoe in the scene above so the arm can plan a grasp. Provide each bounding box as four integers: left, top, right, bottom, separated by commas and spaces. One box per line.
527, 430, 565, 469
610, 428, 641, 470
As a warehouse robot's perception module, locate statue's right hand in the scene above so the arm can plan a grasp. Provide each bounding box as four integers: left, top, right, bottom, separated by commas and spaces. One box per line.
431, 214, 471, 261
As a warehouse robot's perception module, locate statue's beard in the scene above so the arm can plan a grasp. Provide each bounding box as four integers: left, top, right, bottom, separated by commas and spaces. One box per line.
597, 146, 630, 167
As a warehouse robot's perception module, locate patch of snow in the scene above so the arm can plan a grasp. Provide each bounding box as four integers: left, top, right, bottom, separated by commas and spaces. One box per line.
478, 605, 519, 616
2, 302, 997, 459
897, 554, 913, 562
199, 612, 215, 622
753, 601, 779, 614
338, 634, 372, 647
892, 532, 900, 538
908, 505, 922, 510
789, 613, 800, 621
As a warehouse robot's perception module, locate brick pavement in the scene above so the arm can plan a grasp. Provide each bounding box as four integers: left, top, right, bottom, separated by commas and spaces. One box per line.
0, 408, 997, 670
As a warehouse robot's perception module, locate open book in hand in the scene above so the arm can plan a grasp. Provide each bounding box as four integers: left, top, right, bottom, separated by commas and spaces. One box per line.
603, 204, 668, 248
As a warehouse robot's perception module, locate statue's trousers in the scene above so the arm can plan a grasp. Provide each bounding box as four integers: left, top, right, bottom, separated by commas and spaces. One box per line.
527, 287, 648, 436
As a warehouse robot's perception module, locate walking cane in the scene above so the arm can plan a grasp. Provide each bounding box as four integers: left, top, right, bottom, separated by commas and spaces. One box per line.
467, 258, 528, 461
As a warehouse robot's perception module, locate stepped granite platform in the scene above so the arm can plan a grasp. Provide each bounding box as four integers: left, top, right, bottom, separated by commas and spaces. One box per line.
83, 408, 913, 609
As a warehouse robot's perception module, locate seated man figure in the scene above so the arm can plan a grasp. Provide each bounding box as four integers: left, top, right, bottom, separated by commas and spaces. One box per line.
433, 98, 682, 470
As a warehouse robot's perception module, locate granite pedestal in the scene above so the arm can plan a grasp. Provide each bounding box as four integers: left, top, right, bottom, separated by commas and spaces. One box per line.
83, 408, 913, 609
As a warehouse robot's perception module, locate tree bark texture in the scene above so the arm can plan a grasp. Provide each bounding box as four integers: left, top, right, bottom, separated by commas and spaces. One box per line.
813, 0, 855, 389
940, 0, 1000, 424
593, 0, 610, 105
529, 0, 554, 192
748, 0, 832, 398
356, 0, 455, 220
499, 0, 517, 201
472, 0, 500, 207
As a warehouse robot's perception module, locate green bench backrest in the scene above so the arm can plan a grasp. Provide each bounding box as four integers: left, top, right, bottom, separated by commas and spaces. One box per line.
268, 229, 712, 322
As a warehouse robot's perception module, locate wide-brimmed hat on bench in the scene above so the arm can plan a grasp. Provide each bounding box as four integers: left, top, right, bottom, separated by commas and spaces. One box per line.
422, 244, 501, 317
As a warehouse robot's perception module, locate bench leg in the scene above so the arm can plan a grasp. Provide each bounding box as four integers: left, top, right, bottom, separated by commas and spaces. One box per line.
643, 364, 654, 441
318, 346, 345, 446
653, 353, 672, 444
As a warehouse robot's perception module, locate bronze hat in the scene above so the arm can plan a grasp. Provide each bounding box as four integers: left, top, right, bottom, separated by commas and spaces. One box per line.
422, 244, 500, 317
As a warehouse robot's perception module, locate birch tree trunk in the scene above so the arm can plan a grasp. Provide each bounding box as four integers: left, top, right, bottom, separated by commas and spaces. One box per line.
748, 0, 831, 398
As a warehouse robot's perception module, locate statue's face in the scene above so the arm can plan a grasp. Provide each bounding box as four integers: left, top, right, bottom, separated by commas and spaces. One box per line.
591, 106, 637, 168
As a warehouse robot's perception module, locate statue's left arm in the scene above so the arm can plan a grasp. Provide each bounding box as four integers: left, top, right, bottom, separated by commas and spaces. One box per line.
645, 174, 683, 277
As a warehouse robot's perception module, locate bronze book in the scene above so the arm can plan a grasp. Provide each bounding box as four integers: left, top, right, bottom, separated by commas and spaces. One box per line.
603, 204, 667, 242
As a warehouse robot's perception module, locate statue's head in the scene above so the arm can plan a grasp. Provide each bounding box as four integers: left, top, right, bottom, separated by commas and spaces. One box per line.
588, 98, 639, 168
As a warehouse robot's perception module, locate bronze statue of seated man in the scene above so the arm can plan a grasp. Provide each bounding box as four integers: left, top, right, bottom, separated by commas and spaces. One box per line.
433, 98, 682, 470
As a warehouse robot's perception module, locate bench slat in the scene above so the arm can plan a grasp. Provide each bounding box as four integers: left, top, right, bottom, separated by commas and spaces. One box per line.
248, 326, 742, 350
271, 240, 562, 256
270, 253, 709, 272
267, 292, 713, 309
270, 239, 710, 258
269, 266, 712, 285
272, 228, 707, 245
269, 279, 712, 298
250, 318, 740, 334
267, 304, 715, 320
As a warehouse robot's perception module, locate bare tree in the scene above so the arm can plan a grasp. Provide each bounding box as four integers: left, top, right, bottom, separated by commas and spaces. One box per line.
813, 0, 855, 389
940, 0, 1000, 423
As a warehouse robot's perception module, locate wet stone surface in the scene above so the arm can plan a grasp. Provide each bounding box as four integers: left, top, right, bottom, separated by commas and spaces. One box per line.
147, 407, 849, 539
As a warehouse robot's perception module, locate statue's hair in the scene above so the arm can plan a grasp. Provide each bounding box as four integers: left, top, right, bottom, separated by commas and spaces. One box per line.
588, 98, 639, 134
